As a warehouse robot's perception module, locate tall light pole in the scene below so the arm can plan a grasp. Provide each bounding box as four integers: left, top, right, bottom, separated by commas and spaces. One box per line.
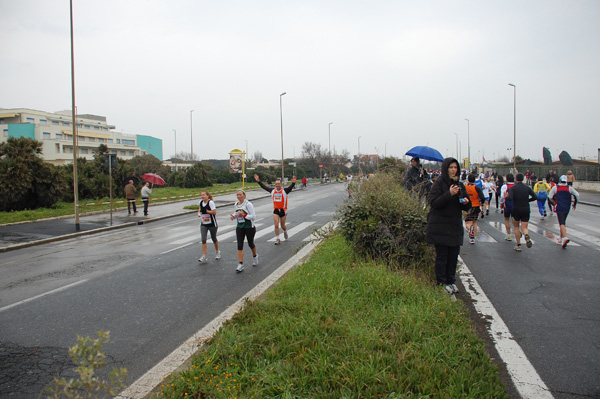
465, 119, 470, 171
509, 83, 516, 173
190, 110, 194, 161
358, 136, 361, 176
173, 129, 176, 158
385, 143, 387, 158
328, 122, 333, 155
280, 92, 286, 181
69, 0, 80, 231
453, 133, 459, 164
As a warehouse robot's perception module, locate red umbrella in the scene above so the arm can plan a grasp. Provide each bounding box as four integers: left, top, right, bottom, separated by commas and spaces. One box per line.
141, 173, 166, 186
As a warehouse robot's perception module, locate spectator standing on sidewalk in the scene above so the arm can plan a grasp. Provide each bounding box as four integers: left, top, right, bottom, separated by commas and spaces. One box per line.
425, 157, 471, 295
141, 182, 152, 216
124, 180, 138, 214
566, 170, 576, 186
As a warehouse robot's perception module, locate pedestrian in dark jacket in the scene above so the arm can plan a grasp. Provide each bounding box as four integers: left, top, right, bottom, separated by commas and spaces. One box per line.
403, 157, 426, 194
426, 157, 471, 294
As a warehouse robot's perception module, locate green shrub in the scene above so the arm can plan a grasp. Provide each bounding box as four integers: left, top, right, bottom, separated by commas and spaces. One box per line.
337, 173, 434, 274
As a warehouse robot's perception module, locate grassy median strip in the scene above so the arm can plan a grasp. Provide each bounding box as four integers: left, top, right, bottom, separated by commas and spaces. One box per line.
158, 234, 507, 399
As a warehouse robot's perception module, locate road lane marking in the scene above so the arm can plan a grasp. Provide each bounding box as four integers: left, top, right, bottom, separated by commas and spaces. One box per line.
116, 220, 337, 399
458, 258, 554, 399
267, 222, 315, 242
0, 280, 88, 313
160, 225, 263, 254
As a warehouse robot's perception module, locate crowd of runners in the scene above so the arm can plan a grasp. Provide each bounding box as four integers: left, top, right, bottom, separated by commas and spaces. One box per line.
416, 157, 581, 296
196, 174, 297, 273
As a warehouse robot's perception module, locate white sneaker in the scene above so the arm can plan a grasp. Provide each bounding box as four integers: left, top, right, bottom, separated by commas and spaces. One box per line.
284, 230, 288, 240
252, 254, 259, 266
505, 235, 513, 241
444, 285, 454, 295
451, 284, 459, 294
236, 263, 244, 273
215, 250, 221, 260
198, 255, 207, 263
557, 237, 563, 245
274, 238, 281, 245
562, 238, 570, 248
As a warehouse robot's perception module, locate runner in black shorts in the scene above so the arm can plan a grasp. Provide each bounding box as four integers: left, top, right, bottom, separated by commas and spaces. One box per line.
507, 173, 537, 252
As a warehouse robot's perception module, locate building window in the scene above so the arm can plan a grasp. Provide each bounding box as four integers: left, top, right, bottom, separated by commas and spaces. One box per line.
88, 137, 95, 142
80, 148, 89, 154
56, 133, 63, 139
94, 126, 99, 130
65, 134, 72, 140
62, 122, 70, 126
129, 150, 134, 156
107, 139, 113, 143
43, 132, 51, 139
116, 139, 121, 144
122, 139, 135, 146
26, 117, 35, 122
84, 124, 90, 128
111, 150, 117, 154
79, 136, 86, 141
120, 150, 126, 156
40, 119, 47, 125
52, 121, 59, 125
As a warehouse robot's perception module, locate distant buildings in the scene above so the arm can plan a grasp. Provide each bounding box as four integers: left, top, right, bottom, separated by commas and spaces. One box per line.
0, 107, 162, 165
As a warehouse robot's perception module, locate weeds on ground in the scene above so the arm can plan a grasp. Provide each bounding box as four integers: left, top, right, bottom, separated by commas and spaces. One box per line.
337, 173, 434, 275
158, 235, 507, 399
45, 331, 127, 399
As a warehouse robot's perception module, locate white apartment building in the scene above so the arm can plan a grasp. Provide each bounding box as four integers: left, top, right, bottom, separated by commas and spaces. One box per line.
0, 107, 162, 165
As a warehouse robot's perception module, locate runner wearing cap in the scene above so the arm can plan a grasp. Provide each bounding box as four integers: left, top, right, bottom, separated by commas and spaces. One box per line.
254, 174, 296, 245
548, 175, 579, 248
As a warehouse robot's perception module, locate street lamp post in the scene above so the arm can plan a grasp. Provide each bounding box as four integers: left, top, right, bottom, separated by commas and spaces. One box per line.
190, 110, 194, 161
328, 122, 333, 155
280, 92, 286, 181
465, 119, 470, 171
358, 136, 361, 176
509, 83, 516, 173
173, 129, 176, 158
453, 133, 459, 165
69, 0, 80, 231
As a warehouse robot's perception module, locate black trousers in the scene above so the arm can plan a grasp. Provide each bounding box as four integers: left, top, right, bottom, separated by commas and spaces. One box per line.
434, 244, 461, 286
143, 198, 149, 215
127, 199, 136, 213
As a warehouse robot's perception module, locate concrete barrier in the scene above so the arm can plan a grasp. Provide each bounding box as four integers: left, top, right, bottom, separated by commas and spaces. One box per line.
574, 181, 600, 192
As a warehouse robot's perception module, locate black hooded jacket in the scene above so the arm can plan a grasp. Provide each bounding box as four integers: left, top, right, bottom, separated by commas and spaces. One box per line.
425, 157, 471, 247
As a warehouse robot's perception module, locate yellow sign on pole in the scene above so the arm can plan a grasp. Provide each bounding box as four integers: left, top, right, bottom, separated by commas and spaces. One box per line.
229, 149, 246, 188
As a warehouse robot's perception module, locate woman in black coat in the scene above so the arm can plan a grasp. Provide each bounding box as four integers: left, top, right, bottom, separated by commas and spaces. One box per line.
425, 157, 471, 294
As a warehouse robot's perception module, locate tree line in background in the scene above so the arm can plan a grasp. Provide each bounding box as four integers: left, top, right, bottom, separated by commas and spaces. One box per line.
0, 138, 396, 212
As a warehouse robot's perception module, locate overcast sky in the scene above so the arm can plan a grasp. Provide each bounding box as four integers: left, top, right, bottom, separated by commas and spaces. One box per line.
1, 0, 599, 163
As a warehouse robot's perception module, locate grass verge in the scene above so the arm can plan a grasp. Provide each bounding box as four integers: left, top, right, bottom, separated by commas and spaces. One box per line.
158, 234, 507, 399
0, 183, 259, 225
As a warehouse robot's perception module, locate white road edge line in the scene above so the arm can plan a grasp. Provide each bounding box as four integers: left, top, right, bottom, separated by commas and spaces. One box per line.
116, 220, 337, 399
458, 256, 554, 399
0, 280, 88, 313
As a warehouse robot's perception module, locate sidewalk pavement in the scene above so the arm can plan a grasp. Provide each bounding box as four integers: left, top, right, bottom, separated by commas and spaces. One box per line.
0, 188, 273, 253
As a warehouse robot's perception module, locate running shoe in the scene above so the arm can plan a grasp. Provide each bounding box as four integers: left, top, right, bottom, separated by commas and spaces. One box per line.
544, 211, 547, 217
562, 238, 570, 248
557, 237, 563, 245
505, 235, 513, 241
284, 230, 288, 240
470, 238, 475, 244
514, 245, 522, 252
274, 238, 281, 245
236, 263, 245, 273
252, 254, 259, 266
450, 284, 459, 294
444, 285, 454, 295
525, 234, 532, 248
481, 213, 485, 219
486, 209, 489, 216
215, 251, 221, 260
198, 255, 207, 263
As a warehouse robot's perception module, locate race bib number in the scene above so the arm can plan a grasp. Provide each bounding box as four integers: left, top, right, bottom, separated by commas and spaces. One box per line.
201, 214, 211, 224
273, 193, 283, 202
237, 216, 246, 224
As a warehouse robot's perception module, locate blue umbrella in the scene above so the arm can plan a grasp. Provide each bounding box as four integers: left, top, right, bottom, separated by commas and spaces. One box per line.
405, 145, 444, 162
